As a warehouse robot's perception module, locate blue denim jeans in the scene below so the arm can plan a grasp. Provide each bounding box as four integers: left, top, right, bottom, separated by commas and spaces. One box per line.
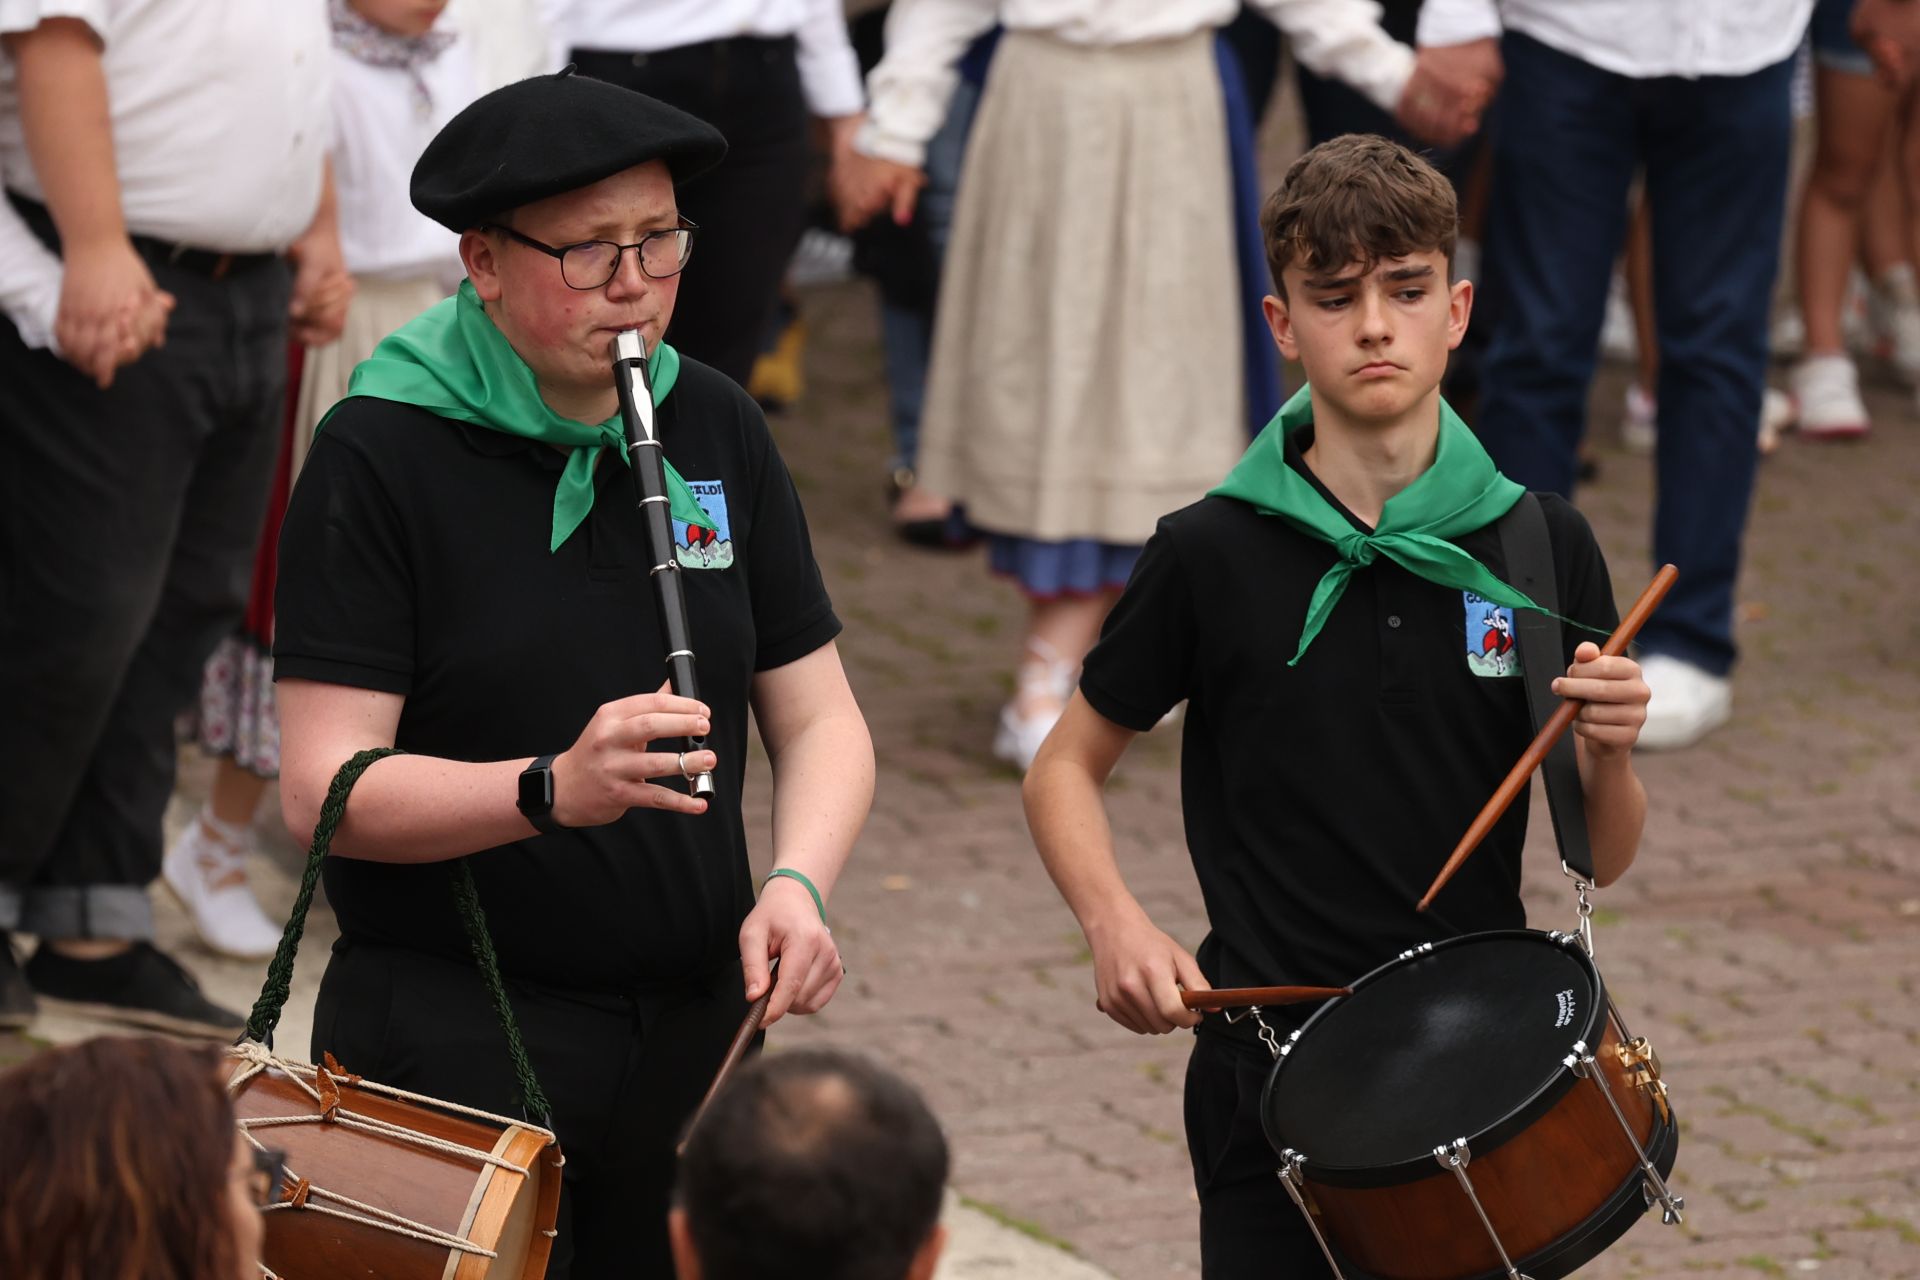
1474, 33, 1795, 676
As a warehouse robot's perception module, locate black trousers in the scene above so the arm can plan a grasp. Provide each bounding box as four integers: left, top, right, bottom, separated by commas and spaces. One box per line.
312, 939, 754, 1279
0, 204, 289, 940
1186, 1031, 1336, 1278
571, 37, 813, 387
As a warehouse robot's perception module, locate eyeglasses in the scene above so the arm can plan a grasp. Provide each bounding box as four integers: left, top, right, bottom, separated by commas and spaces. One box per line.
483, 219, 698, 289
246, 1145, 288, 1208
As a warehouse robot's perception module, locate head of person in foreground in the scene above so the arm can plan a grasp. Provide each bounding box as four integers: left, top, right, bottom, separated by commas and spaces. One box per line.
672, 1048, 951, 1280
0, 1035, 268, 1280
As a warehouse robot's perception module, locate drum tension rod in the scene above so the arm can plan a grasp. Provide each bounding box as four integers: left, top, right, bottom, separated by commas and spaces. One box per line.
1276, 1150, 1347, 1280
1434, 1138, 1537, 1280
1567, 1045, 1685, 1226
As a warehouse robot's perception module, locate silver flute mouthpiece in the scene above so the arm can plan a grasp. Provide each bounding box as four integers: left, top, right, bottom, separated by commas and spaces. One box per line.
612, 328, 647, 364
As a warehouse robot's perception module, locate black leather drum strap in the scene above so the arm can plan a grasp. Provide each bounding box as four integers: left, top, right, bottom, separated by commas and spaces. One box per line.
1497, 493, 1595, 881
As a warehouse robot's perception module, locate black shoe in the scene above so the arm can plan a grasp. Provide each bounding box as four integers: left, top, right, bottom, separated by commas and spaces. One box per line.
0, 932, 36, 1030
24, 941, 244, 1040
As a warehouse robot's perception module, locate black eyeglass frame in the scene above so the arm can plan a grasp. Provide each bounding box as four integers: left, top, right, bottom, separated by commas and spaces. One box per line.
481, 219, 699, 289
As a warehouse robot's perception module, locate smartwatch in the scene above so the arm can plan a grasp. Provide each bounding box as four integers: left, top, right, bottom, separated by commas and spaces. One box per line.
517, 753, 565, 835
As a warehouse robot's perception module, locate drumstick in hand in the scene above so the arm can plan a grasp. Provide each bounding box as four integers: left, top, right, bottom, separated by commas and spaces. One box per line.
678, 957, 778, 1155
1181, 985, 1351, 1011
1417, 564, 1678, 912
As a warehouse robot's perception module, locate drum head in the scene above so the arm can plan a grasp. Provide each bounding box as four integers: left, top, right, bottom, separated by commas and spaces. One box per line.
1262, 931, 1602, 1186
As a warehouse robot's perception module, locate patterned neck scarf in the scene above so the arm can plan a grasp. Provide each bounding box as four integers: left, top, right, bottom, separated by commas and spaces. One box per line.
329, 0, 456, 115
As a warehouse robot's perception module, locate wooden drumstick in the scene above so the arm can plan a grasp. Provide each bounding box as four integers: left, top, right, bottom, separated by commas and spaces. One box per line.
678, 958, 778, 1155
1181, 985, 1351, 1011
1416, 563, 1678, 913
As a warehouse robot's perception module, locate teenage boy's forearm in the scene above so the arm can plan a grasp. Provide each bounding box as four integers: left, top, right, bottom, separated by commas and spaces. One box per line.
1576, 741, 1646, 887
1023, 757, 1152, 939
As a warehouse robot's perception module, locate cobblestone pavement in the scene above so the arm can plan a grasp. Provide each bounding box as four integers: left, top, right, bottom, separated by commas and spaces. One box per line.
11, 177, 1920, 1280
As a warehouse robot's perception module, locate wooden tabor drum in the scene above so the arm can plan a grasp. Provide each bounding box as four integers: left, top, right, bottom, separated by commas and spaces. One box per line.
227, 1043, 563, 1279
1258, 930, 1682, 1280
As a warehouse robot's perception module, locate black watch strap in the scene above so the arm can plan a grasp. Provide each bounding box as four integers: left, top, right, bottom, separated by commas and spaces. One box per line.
517, 752, 565, 835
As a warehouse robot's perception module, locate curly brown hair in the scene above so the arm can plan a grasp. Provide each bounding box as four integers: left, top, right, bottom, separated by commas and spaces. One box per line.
0, 1036, 244, 1280
1261, 134, 1458, 300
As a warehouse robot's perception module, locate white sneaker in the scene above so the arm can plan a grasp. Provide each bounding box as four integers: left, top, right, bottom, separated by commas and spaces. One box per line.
162, 813, 284, 959
1621, 383, 1657, 453
1788, 354, 1871, 440
992, 700, 1067, 772
991, 639, 1076, 772
1870, 264, 1920, 382
1637, 654, 1732, 751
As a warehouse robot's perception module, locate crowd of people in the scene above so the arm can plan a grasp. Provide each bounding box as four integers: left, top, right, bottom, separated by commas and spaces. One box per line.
3, 0, 1919, 1277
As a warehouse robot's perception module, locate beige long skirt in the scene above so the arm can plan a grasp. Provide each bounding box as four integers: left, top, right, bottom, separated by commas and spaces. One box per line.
289, 273, 451, 478
915, 29, 1246, 545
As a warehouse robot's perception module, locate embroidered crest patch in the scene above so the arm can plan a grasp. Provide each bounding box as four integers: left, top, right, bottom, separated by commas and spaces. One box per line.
673, 480, 733, 570
1463, 590, 1520, 678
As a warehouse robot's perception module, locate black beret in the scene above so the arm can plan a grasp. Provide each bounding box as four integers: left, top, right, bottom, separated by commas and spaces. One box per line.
411, 66, 728, 231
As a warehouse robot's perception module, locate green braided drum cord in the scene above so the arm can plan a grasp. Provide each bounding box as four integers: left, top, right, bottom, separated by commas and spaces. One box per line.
239, 746, 553, 1125
242, 747, 402, 1045
452, 862, 552, 1125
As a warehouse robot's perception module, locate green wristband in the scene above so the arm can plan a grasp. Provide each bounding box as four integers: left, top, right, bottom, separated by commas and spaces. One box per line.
763, 867, 827, 924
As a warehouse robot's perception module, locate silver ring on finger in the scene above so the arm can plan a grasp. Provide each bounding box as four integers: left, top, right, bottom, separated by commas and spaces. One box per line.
677, 751, 692, 778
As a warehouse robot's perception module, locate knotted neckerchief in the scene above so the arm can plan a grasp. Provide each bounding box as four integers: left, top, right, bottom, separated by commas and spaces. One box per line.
329, 0, 456, 114
340, 279, 712, 552
1210, 384, 1542, 665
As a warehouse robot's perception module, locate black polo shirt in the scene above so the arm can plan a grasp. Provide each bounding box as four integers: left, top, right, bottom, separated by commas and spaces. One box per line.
274, 358, 840, 992
1079, 427, 1617, 1026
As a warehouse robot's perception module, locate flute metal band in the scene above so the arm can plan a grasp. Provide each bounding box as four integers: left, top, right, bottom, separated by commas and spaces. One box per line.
612, 327, 716, 801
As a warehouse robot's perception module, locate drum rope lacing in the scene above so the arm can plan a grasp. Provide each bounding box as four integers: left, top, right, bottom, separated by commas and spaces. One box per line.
228, 1041, 562, 1261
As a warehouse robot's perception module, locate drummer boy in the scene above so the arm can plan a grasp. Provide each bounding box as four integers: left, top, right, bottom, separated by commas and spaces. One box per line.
1021, 134, 1652, 1278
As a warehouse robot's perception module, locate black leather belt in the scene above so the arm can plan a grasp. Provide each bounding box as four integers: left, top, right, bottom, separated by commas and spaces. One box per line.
7, 191, 280, 280
129, 232, 279, 280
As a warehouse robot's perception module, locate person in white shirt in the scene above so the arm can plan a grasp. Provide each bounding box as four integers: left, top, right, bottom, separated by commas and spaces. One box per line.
1417, 0, 1815, 750
833, 0, 1479, 772
0, 0, 348, 1037
541, 0, 868, 386
164, 0, 538, 963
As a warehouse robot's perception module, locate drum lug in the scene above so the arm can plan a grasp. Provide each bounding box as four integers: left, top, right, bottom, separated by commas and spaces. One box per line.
1614, 1036, 1672, 1124
1277, 1150, 1348, 1280
1433, 1139, 1537, 1280
1573, 1048, 1685, 1226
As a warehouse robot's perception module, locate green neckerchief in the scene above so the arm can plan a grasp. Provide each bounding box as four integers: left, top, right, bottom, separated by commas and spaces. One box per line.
1211, 384, 1540, 666
342, 279, 712, 552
